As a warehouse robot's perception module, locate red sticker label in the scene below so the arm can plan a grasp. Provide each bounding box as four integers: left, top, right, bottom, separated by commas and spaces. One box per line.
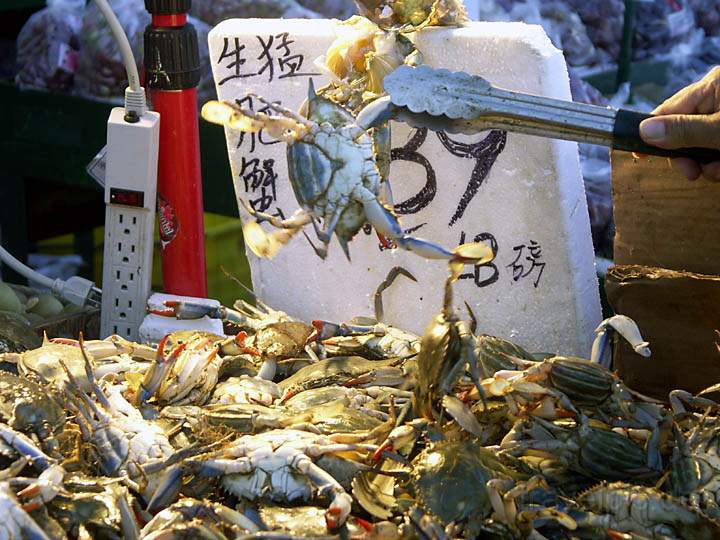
158, 195, 179, 249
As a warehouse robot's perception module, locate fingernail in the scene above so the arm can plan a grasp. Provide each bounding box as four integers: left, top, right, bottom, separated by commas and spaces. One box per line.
640, 118, 666, 142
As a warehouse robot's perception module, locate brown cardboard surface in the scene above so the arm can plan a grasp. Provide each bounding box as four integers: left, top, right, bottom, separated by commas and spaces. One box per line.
612, 151, 720, 275
606, 265, 720, 401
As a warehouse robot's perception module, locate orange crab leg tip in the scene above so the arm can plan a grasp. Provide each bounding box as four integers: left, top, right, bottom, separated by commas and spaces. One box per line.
377, 232, 395, 249
355, 517, 374, 532
17, 485, 40, 499
50, 337, 78, 345
164, 300, 180, 307
148, 309, 176, 317
234, 331, 249, 344
21, 501, 42, 512
372, 443, 393, 463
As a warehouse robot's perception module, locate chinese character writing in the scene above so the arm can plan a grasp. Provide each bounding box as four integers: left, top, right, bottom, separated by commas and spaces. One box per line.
507, 240, 546, 288
217, 37, 254, 85
239, 157, 279, 213
235, 96, 281, 153
437, 130, 507, 226
458, 232, 500, 288
256, 33, 317, 82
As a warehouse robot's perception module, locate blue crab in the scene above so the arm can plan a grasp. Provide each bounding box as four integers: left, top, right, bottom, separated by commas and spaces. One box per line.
201, 83, 492, 268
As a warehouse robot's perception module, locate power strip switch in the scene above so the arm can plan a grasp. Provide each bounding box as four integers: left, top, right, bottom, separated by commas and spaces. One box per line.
100, 107, 160, 340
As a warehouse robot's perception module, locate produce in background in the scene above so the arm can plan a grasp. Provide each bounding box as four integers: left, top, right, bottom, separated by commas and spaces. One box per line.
14, 0, 84, 92
190, 0, 322, 25
74, 0, 215, 102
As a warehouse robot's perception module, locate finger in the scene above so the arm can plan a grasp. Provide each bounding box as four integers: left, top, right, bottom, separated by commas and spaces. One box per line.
701, 161, 720, 181
654, 67, 720, 115
670, 158, 702, 181
639, 112, 720, 150
654, 80, 707, 115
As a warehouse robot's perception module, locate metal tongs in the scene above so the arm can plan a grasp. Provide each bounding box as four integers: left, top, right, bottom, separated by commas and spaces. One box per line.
374, 65, 720, 163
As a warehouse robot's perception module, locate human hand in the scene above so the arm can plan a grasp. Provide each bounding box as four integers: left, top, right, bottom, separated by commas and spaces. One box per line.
639, 67, 720, 181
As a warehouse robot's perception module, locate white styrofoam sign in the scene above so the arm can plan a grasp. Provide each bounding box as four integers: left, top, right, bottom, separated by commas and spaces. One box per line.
209, 19, 601, 356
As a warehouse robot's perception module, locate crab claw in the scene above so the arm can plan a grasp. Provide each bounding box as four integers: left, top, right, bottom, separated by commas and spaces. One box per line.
372, 423, 420, 463
449, 242, 495, 281
146, 464, 185, 514
310, 320, 344, 342
325, 492, 352, 530
243, 221, 301, 260
136, 337, 186, 405
17, 464, 65, 511
234, 331, 261, 357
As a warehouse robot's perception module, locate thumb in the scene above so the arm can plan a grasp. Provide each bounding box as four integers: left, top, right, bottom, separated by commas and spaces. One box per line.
640, 113, 720, 150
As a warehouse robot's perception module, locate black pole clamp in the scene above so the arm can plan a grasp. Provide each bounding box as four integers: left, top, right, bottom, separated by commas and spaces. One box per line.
144, 0, 200, 91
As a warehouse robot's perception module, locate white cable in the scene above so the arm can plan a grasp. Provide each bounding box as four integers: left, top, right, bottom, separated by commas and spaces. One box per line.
0, 245, 54, 290
93, 0, 147, 118
0, 245, 102, 308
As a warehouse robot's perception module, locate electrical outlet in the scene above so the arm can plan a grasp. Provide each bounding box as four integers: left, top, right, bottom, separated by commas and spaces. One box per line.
100, 107, 160, 340
111, 211, 141, 269
102, 207, 154, 340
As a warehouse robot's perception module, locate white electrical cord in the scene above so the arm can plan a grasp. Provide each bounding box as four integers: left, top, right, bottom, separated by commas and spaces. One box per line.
0, 246, 53, 290
93, 0, 147, 118
0, 245, 102, 308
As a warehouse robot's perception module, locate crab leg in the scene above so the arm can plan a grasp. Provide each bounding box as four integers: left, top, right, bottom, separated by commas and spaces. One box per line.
289, 452, 353, 530
0, 484, 53, 540
355, 185, 494, 266
591, 315, 651, 368
0, 423, 55, 472
241, 207, 313, 259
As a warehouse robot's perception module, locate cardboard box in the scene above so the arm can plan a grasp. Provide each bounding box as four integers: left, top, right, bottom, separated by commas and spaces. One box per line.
612, 151, 720, 275
605, 265, 720, 401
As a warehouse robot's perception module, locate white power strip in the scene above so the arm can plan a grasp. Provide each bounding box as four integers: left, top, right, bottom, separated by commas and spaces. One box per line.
100, 107, 160, 340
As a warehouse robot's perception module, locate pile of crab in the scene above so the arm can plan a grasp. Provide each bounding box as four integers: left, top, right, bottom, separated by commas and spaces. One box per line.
0, 269, 717, 540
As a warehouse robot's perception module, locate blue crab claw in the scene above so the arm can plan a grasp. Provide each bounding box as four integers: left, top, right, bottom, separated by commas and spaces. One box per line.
590, 315, 651, 368
362, 195, 495, 270
149, 301, 220, 320
146, 464, 185, 514
136, 336, 186, 406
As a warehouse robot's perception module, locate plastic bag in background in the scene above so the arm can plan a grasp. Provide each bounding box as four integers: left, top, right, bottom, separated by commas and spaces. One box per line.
569, 69, 607, 106
15, 0, 84, 92
564, 0, 624, 65
74, 0, 215, 103
190, 0, 321, 26
298, 0, 357, 18
663, 35, 720, 100
634, 0, 696, 61
495, 1, 599, 67
74, 0, 148, 101
689, 0, 720, 35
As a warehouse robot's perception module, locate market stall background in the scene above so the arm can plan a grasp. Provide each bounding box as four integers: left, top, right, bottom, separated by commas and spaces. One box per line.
3, 0, 720, 307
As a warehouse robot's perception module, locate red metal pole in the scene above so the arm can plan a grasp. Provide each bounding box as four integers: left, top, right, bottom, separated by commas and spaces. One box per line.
144, 0, 208, 297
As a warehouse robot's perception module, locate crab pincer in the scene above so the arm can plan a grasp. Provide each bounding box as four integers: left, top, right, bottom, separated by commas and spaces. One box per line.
135, 336, 187, 406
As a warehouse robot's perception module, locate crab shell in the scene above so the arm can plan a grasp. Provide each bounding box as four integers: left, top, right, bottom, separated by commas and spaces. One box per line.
0, 373, 64, 445
414, 313, 464, 419
410, 439, 524, 529
288, 87, 382, 252
577, 482, 720, 540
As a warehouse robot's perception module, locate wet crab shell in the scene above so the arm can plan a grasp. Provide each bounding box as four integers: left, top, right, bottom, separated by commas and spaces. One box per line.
546, 356, 616, 406
0, 312, 41, 354
287, 88, 382, 250
414, 313, 463, 419
476, 334, 535, 377
259, 505, 375, 538
0, 373, 65, 443
577, 482, 720, 540
410, 439, 520, 527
